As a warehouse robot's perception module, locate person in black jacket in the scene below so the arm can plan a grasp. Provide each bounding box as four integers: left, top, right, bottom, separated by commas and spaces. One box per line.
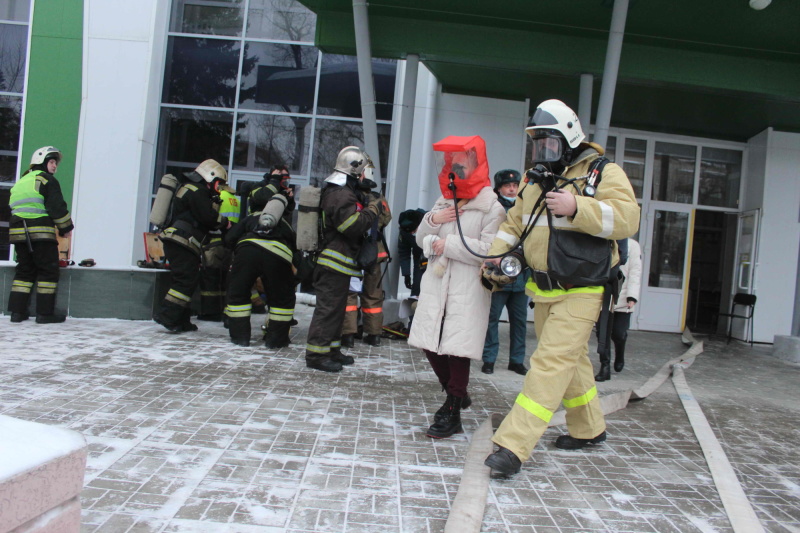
224, 189, 297, 348
304, 146, 382, 373
397, 208, 426, 299
154, 159, 230, 333
7, 146, 74, 323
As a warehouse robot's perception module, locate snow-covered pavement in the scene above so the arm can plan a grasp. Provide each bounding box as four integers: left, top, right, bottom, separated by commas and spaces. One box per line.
1, 306, 799, 532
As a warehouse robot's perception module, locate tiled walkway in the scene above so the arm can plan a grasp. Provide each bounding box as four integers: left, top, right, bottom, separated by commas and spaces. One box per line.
2, 306, 799, 532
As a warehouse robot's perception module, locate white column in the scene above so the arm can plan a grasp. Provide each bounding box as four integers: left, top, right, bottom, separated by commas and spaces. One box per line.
593, 0, 629, 150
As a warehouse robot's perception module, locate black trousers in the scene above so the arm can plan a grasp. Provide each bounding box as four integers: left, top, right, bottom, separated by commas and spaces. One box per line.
8, 240, 60, 316
610, 311, 631, 360
305, 267, 350, 357
158, 241, 201, 327
226, 245, 295, 341
199, 247, 232, 317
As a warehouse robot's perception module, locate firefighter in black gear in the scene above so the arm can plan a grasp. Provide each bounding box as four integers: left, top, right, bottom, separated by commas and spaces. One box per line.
7, 146, 73, 323
341, 182, 392, 348
305, 146, 383, 373
248, 165, 295, 214
154, 159, 230, 333
224, 190, 297, 348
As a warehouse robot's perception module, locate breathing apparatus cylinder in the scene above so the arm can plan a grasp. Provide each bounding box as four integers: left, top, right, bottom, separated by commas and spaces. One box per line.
149, 174, 180, 228
296, 185, 321, 251
258, 194, 287, 231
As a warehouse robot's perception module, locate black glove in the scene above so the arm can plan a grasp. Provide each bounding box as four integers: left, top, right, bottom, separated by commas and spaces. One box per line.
404, 275, 412, 289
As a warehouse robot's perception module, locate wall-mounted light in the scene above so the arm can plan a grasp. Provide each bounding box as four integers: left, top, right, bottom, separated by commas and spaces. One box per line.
749, 0, 772, 10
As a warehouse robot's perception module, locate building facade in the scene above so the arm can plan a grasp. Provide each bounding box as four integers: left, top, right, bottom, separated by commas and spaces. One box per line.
1, 0, 799, 344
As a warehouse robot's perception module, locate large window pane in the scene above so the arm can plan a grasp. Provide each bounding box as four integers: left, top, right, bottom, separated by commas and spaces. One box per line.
649, 210, 689, 289
246, 0, 316, 42
169, 0, 244, 36
0, 0, 31, 22
0, 24, 28, 93
623, 138, 646, 199
652, 142, 695, 203
699, 147, 741, 208
311, 120, 391, 182
162, 37, 241, 108
317, 54, 396, 121
0, 96, 22, 183
239, 42, 317, 113
233, 113, 310, 175
154, 108, 234, 193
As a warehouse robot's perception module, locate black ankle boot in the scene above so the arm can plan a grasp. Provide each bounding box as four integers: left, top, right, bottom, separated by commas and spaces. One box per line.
330, 349, 354, 366
614, 350, 625, 372
426, 396, 463, 438
481, 362, 494, 374
434, 393, 471, 423
555, 431, 607, 450
10, 312, 29, 323
306, 355, 343, 373
36, 314, 66, 324
363, 334, 381, 346
341, 334, 355, 348
484, 446, 522, 477
594, 362, 611, 382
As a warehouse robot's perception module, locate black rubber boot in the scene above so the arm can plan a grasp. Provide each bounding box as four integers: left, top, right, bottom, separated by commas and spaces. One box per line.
554, 431, 607, 450
10, 312, 29, 323
228, 316, 251, 345
341, 334, 355, 348
264, 322, 291, 349
484, 446, 522, 477
481, 362, 494, 374
434, 393, 471, 423
196, 313, 223, 322
231, 337, 250, 347
35, 314, 67, 324
508, 362, 528, 376
306, 355, 343, 373
330, 349, 354, 366
363, 334, 381, 346
595, 348, 611, 382
426, 396, 463, 438
614, 349, 625, 372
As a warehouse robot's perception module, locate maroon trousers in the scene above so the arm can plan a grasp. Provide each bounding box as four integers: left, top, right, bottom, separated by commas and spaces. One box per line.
424, 350, 471, 398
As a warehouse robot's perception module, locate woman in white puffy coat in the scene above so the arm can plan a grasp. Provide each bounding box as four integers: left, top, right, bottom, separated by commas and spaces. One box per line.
408, 185, 505, 438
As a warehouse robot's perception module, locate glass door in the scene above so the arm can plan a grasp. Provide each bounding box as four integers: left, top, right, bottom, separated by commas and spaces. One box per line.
637, 203, 694, 332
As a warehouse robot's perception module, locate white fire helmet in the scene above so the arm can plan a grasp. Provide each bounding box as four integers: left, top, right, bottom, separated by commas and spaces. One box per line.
30, 146, 62, 166
194, 159, 228, 184
525, 99, 585, 164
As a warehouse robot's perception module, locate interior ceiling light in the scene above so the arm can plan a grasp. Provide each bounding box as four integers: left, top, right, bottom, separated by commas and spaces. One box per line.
749, 0, 772, 10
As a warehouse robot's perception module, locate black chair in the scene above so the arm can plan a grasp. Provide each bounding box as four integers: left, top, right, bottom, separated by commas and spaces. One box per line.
719, 293, 757, 346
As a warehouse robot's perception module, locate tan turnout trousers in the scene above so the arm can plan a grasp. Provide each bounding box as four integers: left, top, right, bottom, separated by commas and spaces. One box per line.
492, 292, 606, 461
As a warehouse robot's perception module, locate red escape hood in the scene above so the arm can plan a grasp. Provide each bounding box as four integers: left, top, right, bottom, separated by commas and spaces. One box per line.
432, 135, 490, 200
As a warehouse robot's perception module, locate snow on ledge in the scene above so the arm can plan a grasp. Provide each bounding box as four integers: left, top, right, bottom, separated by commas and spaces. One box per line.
0, 415, 86, 480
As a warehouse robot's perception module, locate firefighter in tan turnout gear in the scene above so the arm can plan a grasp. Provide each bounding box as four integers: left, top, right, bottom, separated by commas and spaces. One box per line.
7, 146, 74, 324
304, 146, 383, 373
483, 99, 640, 476
154, 159, 230, 333
341, 168, 393, 348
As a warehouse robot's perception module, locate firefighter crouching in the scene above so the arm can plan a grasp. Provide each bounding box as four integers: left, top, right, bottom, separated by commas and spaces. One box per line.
154, 159, 230, 333
304, 146, 383, 373
7, 146, 73, 324
341, 173, 393, 348
224, 190, 297, 348
198, 184, 240, 321
483, 99, 640, 476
